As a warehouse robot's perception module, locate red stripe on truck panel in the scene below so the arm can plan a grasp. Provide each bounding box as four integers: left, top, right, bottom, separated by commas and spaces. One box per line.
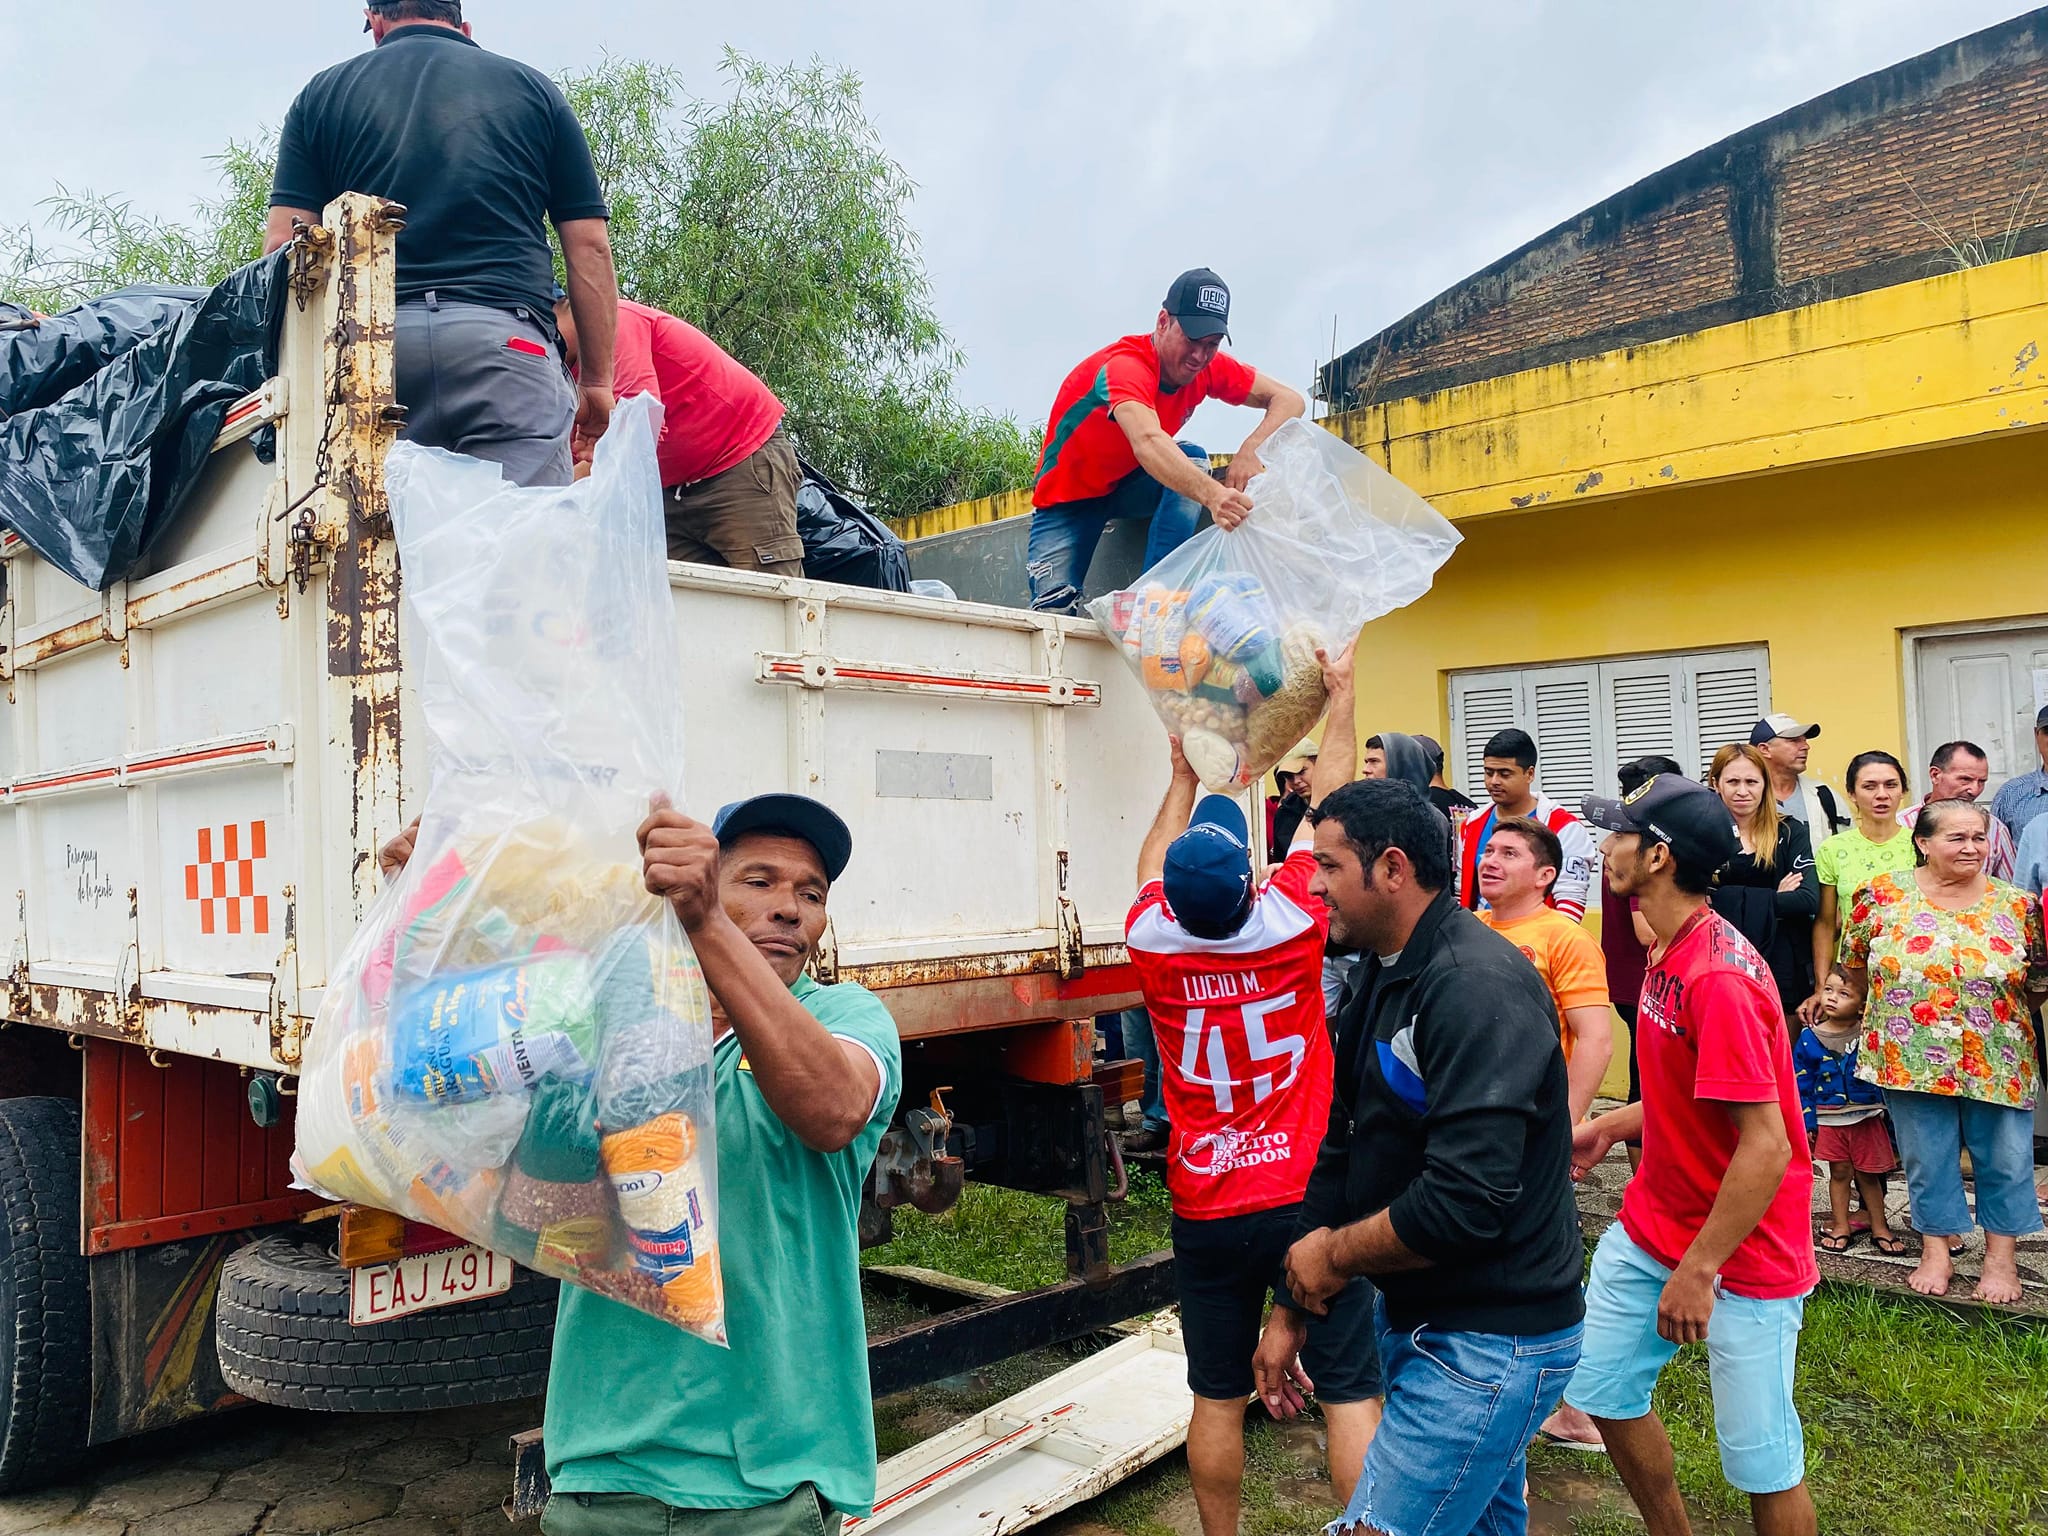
160, 1055, 205, 1216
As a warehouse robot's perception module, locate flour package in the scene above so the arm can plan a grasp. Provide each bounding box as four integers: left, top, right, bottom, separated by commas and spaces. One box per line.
293, 395, 726, 1343
1088, 419, 1462, 792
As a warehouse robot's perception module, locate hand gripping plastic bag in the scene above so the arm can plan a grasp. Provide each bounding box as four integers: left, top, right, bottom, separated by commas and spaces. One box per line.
1088, 419, 1462, 792
292, 394, 728, 1342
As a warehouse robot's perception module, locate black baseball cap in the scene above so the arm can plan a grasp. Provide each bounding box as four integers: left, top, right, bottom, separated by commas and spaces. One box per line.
1164, 794, 1255, 939
711, 794, 853, 882
1164, 268, 1231, 340
1581, 775, 1739, 873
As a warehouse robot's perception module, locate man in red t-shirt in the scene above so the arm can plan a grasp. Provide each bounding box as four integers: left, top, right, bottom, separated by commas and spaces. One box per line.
1124, 644, 1378, 1536
1569, 775, 1819, 1536
555, 293, 802, 576
1024, 269, 1305, 614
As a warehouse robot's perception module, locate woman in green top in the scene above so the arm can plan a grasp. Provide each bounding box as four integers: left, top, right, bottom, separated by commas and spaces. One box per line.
1805, 750, 1916, 1010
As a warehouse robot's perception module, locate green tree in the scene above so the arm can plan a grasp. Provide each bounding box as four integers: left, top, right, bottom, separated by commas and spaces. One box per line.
0, 138, 273, 313
0, 52, 1034, 519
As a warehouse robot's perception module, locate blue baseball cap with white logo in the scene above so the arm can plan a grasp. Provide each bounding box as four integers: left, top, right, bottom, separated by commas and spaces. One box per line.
1164, 794, 1255, 939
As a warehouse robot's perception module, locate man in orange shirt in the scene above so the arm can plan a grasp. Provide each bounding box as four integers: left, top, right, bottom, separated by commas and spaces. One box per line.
1478, 815, 1615, 1456
1477, 818, 1613, 1124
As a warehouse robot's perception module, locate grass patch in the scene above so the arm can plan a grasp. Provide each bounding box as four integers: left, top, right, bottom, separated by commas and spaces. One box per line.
1596, 1279, 2048, 1535
862, 1169, 1174, 1292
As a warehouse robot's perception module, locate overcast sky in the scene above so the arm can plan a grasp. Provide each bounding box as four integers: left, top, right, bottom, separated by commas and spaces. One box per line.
9, 1, 2033, 444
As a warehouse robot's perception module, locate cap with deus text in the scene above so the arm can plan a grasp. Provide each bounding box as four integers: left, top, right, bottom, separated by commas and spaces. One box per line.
1164, 268, 1231, 340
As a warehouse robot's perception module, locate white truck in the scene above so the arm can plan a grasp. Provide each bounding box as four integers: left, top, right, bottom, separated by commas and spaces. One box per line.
0, 196, 1180, 1487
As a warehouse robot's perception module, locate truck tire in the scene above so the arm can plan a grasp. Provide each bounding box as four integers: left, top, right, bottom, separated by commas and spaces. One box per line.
216, 1233, 556, 1411
0, 1097, 89, 1493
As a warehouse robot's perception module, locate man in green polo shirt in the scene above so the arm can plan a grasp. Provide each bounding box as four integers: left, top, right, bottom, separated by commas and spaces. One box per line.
392, 792, 901, 1534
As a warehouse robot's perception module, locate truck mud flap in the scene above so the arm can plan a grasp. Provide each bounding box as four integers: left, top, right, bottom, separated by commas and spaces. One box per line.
88, 1233, 243, 1444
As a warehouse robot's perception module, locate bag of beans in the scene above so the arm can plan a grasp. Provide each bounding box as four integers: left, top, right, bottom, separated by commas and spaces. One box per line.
293, 395, 727, 1344
1088, 419, 1460, 792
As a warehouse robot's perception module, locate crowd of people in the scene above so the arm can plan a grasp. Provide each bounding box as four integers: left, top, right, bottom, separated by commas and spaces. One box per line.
1115, 691, 2048, 1535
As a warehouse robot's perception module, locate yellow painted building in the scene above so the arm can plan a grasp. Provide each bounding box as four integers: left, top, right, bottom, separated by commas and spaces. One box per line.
1328, 250, 2048, 798
912, 252, 2048, 804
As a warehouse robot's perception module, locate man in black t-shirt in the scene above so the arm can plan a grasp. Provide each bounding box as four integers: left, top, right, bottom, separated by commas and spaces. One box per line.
266, 1, 619, 488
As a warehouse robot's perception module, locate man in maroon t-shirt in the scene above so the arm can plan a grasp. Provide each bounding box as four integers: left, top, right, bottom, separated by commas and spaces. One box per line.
1023, 269, 1305, 614
556, 293, 802, 576
1569, 775, 1819, 1536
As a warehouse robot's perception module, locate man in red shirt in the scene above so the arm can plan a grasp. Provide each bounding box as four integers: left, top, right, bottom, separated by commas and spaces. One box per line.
1125, 644, 1378, 1536
555, 293, 802, 576
1569, 774, 1819, 1536
1025, 269, 1305, 614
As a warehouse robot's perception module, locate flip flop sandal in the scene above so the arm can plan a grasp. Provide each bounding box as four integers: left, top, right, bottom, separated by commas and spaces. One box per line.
1949, 1243, 1971, 1259
1871, 1234, 1909, 1256
1538, 1430, 1608, 1453
1817, 1230, 1856, 1253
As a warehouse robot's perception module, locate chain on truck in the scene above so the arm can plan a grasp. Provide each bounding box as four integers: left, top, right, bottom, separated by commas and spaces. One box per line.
0, 194, 1183, 1493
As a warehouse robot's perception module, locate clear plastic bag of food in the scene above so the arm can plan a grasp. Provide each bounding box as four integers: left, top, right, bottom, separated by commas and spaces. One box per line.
293, 394, 726, 1342
1088, 419, 1461, 791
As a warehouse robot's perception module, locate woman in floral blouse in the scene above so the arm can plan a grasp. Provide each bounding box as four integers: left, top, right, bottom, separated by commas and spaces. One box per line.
1839, 799, 2046, 1303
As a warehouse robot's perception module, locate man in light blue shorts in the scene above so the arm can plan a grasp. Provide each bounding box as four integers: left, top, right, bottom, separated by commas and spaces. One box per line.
1571, 775, 1819, 1536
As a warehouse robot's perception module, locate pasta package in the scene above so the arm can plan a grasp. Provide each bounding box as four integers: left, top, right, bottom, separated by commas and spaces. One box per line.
292, 395, 726, 1343
1089, 419, 1462, 792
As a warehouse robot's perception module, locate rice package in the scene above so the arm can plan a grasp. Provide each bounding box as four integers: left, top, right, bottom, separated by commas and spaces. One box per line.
292, 394, 727, 1343
1088, 419, 1462, 792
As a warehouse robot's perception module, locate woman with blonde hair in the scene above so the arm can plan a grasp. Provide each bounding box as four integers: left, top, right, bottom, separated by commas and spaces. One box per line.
1708, 742, 1819, 1013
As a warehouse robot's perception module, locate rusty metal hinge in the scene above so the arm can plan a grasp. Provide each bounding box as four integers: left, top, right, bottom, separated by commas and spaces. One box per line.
810, 914, 840, 986
269, 886, 303, 1067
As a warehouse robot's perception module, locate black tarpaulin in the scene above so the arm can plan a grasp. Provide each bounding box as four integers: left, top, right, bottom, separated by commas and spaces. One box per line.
0, 255, 287, 590
795, 457, 910, 592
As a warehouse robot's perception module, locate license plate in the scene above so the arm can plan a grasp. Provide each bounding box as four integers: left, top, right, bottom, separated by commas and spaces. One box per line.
349, 1244, 512, 1326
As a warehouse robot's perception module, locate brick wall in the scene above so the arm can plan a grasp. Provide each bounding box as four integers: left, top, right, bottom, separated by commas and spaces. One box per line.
1329, 14, 2048, 405
1775, 55, 2048, 283
1377, 189, 1739, 388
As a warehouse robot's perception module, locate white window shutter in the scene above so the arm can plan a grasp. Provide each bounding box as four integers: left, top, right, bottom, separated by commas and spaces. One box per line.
1689, 653, 1771, 778
1449, 674, 1521, 794
1531, 668, 1599, 814
1606, 660, 1684, 772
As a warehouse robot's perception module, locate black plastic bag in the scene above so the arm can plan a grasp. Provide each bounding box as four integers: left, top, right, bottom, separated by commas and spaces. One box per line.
0, 256, 286, 590
1, 284, 209, 419
794, 458, 910, 592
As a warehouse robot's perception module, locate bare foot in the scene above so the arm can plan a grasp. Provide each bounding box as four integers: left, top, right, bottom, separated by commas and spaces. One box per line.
1909, 1243, 1955, 1297
1975, 1256, 2024, 1305
1539, 1403, 1606, 1451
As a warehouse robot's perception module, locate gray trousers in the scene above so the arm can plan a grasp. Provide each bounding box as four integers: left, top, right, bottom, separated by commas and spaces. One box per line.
394, 296, 576, 487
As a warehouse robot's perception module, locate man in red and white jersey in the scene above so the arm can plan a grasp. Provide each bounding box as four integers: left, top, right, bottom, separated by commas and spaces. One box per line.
1125, 643, 1381, 1536
1458, 726, 1597, 921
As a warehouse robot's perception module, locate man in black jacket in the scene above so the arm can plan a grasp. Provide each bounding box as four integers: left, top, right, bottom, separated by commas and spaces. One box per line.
1257, 778, 1584, 1536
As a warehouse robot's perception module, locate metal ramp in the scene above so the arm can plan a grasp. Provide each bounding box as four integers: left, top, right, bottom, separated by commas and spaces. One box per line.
848, 1316, 1192, 1534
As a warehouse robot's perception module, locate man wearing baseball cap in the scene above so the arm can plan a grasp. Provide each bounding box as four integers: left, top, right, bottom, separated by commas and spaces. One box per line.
1268, 738, 1320, 853
1751, 713, 1846, 839
1566, 775, 1819, 1536
532, 793, 899, 1531
1022, 270, 1306, 614
1124, 644, 1382, 1535
267, 3, 620, 488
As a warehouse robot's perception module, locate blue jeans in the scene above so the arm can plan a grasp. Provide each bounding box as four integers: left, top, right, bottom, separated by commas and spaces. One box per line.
1566, 1225, 1808, 1497
1883, 1087, 2044, 1237
1333, 1298, 1581, 1535
1123, 1006, 1167, 1133
1024, 442, 1208, 614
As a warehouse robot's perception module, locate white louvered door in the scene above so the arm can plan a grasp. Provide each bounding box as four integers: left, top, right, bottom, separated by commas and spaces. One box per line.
1448, 648, 1770, 799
